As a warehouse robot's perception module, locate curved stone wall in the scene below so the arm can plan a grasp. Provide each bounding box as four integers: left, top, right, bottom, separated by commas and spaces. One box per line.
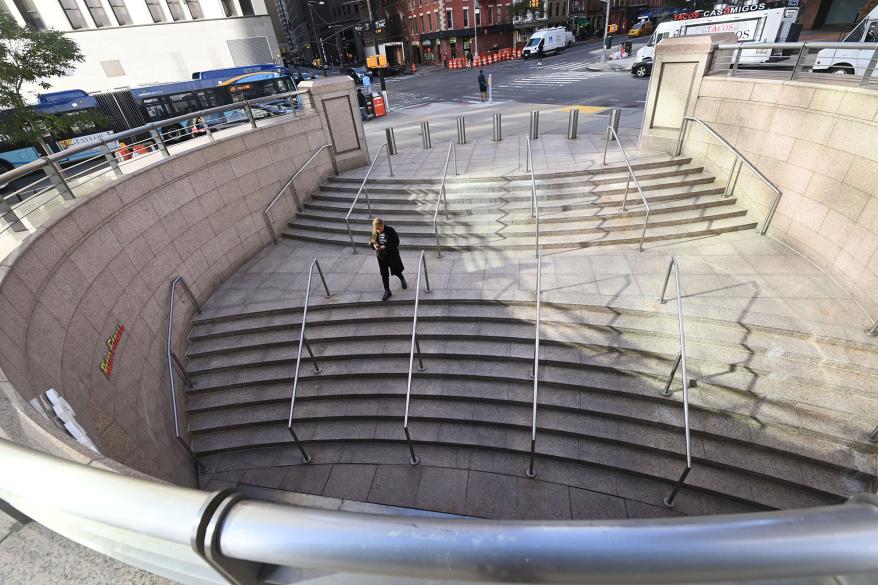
0, 104, 361, 485
686, 77, 878, 320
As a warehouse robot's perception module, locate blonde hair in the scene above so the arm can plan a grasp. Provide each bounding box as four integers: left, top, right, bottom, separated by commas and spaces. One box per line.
372, 218, 384, 228
370, 218, 384, 249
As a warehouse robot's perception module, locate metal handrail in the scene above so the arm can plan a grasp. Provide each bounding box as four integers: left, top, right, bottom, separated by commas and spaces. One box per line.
287, 258, 331, 464
602, 126, 651, 252
166, 276, 207, 473
527, 137, 540, 258
344, 143, 393, 253
675, 117, 782, 235
526, 251, 543, 478
263, 143, 338, 244
403, 251, 432, 466
658, 256, 692, 508
432, 139, 458, 258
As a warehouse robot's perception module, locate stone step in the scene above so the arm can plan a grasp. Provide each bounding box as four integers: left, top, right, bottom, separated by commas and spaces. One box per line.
199, 441, 764, 519
188, 417, 843, 512
186, 385, 872, 498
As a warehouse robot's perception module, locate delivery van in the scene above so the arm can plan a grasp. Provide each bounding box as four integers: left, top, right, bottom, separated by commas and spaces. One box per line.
812, 5, 878, 75
523, 27, 568, 59
631, 4, 798, 76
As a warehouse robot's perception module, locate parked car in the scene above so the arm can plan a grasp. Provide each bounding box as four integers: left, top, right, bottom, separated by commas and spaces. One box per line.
630, 58, 653, 77
293, 70, 318, 84
628, 20, 654, 37
346, 67, 368, 84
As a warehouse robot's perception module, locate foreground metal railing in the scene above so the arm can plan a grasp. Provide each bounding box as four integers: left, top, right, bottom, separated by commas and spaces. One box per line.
603, 126, 650, 252
403, 251, 432, 465
287, 258, 331, 464
526, 251, 543, 478
658, 256, 692, 508
345, 143, 393, 253
263, 143, 338, 244
675, 117, 782, 235
0, 90, 310, 241
709, 41, 878, 87
526, 137, 540, 258
433, 139, 458, 257
166, 276, 207, 473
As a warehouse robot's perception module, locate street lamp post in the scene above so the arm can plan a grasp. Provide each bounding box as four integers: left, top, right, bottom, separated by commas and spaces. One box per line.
600, 0, 611, 63
472, 0, 479, 59
307, 0, 329, 77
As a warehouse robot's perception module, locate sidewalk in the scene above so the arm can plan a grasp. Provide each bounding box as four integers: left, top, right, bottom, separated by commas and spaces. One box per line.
583, 39, 647, 72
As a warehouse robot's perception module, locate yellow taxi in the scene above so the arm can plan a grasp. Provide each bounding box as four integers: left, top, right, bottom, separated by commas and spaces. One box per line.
628, 20, 654, 37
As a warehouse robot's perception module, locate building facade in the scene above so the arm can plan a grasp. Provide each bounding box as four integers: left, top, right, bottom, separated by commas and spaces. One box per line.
3, 0, 280, 95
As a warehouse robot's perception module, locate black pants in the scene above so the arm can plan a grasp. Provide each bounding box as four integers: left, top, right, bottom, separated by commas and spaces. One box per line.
378, 255, 403, 290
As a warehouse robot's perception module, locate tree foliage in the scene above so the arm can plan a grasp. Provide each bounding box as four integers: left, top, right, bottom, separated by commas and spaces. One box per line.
0, 13, 97, 146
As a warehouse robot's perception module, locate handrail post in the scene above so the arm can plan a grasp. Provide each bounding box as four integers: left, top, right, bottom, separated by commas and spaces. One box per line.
149, 126, 170, 158
43, 160, 76, 200
868, 320, 878, 336
662, 353, 682, 397
421, 252, 432, 292
724, 158, 741, 198
860, 47, 878, 87
790, 45, 807, 80
244, 101, 258, 128
329, 145, 340, 175
674, 118, 689, 157
527, 252, 542, 479
621, 173, 631, 212
303, 338, 321, 373
101, 143, 123, 178
729, 46, 743, 77
403, 250, 429, 467
664, 466, 692, 508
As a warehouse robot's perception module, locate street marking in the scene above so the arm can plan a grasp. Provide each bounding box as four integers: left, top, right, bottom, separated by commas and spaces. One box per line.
559, 105, 608, 114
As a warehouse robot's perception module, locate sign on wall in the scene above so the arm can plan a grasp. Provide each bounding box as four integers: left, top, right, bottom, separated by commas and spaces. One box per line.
99, 323, 125, 378
684, 17, 761, 41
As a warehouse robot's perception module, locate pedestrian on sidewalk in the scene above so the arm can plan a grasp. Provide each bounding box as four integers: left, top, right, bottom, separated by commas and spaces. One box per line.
537, 40, 545, 65
370, 218, 406, 301
477, 69, 488, 102
363, 72, 372, 95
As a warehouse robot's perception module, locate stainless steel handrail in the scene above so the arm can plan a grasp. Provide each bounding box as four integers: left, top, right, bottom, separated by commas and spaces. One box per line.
658, 256, 692, 508
527, 137, 540, 258
403, 250, 432, 466
675, 117, 782, 235
166, 276, 207, 473
344, 143, 392, 254
602, 126, 651, 252
287, 258, 331, 464
263, 144, 338, 244
432, 139, 458, 258
526, 251, 543, 478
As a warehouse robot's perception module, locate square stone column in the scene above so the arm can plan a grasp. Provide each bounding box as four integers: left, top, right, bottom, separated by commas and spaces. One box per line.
300, 76, 370, 172
639, 33, 736, 152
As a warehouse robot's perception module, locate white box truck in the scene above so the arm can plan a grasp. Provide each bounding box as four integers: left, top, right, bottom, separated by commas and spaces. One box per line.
812, 5, 878, 75
523, 27, 568, 59
630, 4, 799, 77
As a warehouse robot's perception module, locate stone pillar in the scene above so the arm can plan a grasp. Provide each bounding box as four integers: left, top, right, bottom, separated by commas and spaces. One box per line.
300, 76, 370, 172
639, 33, 736, 152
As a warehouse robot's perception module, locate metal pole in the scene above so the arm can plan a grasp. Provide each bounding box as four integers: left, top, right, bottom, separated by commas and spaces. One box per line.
243, 102, 258, 129
662, 353, 682, 396
730, 47, 743, 77
488, 73, 493, 102
664, 466, 692, 508
149, 127, 170, 157
607, 108, 620, 142
527, 252, 542, 479
724, 158, 741, 198
601, 0, 611, 63
472, 0, 479, 59
492, 113, 502, 142
790, 45, 807, 80
860, 47, 878, 87
620, 173, 630, 211
43, 161, 76, 200
101, 143, 123, 178
869, 320, 878, 336
529, 111, 540, 140
421, 121, 432, 149
386, 128, 397, 155
567, 109, 579, 139
457, 117, 467, 144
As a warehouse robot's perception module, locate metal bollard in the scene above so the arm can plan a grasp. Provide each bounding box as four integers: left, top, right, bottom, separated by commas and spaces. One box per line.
382, 90, 391, 112
493, 113, 502, 142
567, 109, 579, 140
421, 121, 432, 149
529, 111, 540, 139
386, 127, 397, 155
607, 108, 621, 142
457, 117, 467, 145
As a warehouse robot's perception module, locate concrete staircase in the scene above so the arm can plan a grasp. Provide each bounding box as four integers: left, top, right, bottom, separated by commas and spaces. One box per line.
185, 298, 878, 519
280, 156, 758, 251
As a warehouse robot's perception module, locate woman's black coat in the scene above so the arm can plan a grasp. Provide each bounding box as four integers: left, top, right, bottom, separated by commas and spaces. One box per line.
372, 226, 404, 275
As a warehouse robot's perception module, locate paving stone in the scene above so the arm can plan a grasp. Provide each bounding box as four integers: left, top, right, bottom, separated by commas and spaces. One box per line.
416, 467, 469, 515
516, 478, 572, 520
280, 464, 333, 495
624, 499, 684, 519
322, 464, 377, 501
367, 464, 423, 508
465, 471, 518, 519
569, 487, 629, 520
240, 466, 292, 489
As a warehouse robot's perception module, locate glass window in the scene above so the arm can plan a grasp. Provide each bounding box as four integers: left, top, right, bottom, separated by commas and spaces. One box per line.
865, 21, 877, 43
240, 0, 254, 14
109, 0, 132, 24
220, 0, 236, 16
844, 19, 866, 42
185, 0, 203, 18
84, 0, 111, 26
58, 0, 88, 29
11, 0, 45, 30
167, 0, 186, 20
427, 13, 432, 31
145, 0, 165, 21
462, 7, 468, 26
445, 8, 452, 28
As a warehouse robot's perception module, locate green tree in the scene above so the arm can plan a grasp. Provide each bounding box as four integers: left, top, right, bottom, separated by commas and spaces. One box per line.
0, 13, 96, 147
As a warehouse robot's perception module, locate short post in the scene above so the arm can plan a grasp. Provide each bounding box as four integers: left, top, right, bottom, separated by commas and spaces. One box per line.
492, 113, 502, 142
43, 160, 75, 200
488, 73, 493, 103
606, 108, 621, 142
567, 108, 579, 140
456, 117, 467, 145
421, 121, 432, 149
386, 127, 398, 155
529, 111, 540, 140
149, 127, 170, 158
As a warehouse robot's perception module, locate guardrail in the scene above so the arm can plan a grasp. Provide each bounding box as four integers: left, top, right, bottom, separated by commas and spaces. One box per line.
433, 140, 458, 257
287, 258, 331, 464
263, 143, 338, 244
675, 117, 782, 235
166, 276, 207, 474
603, 125, 650, 252
709, 41, 878, 87
525, 137, 540, 258
403, 251, 432, 466
4, 438, 878, 583
0, 90, 310, 243
345, 143, 393, 253
526, 251, 543, 478
658, 256, 692, 508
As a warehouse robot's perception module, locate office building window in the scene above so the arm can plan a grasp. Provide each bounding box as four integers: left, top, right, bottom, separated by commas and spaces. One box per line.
445, 8, 452, 28
108, 0, 132, 24
462, 7, 468, 26
185, 0, 203, 18
11, 0, 45, 29
166, 0, 185, 20
495, 4, 500, 22
144, 0, 165, 21
239, 0, 254, 14
220, 0, 236, 16
427, 13, 432, 31
58, 0, 88, 29
84, 0, 111, 26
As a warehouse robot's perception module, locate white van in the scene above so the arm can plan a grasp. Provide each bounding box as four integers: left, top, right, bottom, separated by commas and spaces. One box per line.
632, 4, 798, 76
812, 5, 878, 75
523, 27, 568, 59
